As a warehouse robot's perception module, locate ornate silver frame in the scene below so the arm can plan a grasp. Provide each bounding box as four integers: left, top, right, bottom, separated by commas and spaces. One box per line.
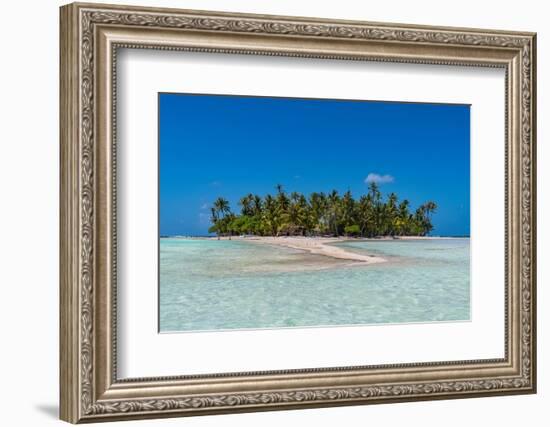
60, 2, 537, 423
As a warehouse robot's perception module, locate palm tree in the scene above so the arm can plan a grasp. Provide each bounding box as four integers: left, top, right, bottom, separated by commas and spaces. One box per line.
396, 199, 410, 235
263, 194, 279, 236
368, 182, 381, 204
209, 207, 220, 239
210, 206, 218, 223
385, 192, 399, 236
367, 182, 384, 235
327, 190, 341, 236
252, 194, 263, 217
423, 201, 437, 219
281, 191, 308, 235
212, 197, 231, 238
341, 190, 355, 229
209, 187, 437, 238
213, 197, 230, 218
275, 184, 289, 217
418, 201, 437, 235
413, 203, 437, 236
239, 193, 254, 216
297, 194, 311, 235
357, 194, 373, 237
308, 192, 328, 235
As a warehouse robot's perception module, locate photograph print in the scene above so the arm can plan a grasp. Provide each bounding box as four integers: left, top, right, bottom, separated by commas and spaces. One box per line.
159, 93, 470, 333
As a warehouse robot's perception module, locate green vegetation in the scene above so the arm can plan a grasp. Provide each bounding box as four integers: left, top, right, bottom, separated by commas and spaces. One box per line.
208, 183, 437, 238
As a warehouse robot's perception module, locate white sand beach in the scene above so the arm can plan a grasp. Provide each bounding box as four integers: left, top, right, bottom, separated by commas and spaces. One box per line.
233, 236, 387, 264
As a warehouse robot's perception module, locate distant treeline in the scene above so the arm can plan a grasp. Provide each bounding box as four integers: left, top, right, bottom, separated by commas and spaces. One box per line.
208, 183, 436, 238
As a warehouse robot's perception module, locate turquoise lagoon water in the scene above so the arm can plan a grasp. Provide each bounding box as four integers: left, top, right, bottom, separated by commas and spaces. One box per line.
159, 238, 470, 332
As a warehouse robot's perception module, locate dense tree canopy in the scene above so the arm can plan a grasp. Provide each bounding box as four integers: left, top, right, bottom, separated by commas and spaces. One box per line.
208, 183, 437, 238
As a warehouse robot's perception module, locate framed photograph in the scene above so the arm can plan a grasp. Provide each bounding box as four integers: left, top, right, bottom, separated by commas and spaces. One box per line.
60, 2, 537, 423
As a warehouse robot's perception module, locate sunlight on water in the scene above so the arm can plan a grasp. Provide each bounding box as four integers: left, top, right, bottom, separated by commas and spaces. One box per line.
159, 238, 470, 332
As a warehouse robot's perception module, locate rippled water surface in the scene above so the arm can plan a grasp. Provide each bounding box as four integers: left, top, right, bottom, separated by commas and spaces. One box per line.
159, 238, 470, 332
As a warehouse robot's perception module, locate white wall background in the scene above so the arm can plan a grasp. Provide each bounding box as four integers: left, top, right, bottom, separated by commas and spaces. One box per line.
0, 1, 545, 426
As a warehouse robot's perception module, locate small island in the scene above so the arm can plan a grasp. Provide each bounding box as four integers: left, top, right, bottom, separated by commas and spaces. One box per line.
208, 182, 437, 239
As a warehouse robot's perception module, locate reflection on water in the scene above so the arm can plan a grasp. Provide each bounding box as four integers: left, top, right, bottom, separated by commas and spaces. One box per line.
159, 238, 470, 332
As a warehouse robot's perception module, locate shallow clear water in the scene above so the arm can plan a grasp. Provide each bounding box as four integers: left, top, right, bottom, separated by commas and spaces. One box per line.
159, 238, 470, 332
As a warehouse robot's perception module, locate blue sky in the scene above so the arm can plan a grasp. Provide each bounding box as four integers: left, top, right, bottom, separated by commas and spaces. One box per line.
159, 93, 470, 236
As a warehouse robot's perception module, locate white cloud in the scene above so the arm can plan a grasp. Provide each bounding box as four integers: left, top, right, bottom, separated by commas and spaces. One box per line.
200, 203, 209, 210
365, 173, 394, 184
